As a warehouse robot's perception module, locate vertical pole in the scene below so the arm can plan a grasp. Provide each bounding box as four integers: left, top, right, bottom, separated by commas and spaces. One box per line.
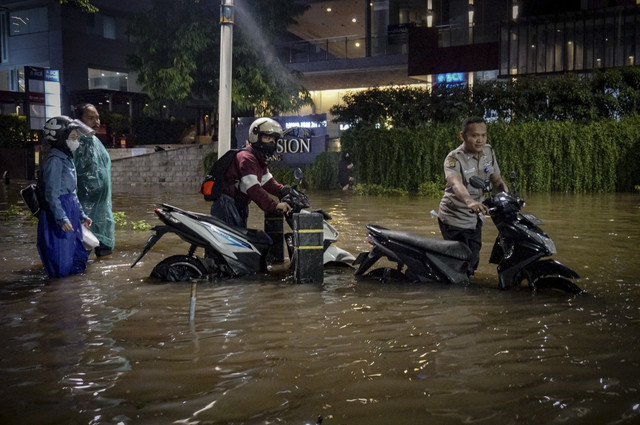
365, 0, 371, 57
188, 281, 197, 323
293, 213, 324, 284
218, 0, 234, 159
264, 213, 285, 264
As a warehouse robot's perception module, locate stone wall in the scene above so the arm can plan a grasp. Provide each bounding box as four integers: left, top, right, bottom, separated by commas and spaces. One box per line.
110, 144, 214, 191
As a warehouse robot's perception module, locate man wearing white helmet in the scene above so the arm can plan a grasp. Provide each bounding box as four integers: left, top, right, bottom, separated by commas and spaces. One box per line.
210, 117, 292, 227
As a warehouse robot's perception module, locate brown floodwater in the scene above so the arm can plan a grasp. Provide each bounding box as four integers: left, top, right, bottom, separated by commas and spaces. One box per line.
1, 181, 639, 425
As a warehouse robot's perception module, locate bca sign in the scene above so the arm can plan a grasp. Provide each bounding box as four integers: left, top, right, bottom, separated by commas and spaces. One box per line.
236, 114, 327, 167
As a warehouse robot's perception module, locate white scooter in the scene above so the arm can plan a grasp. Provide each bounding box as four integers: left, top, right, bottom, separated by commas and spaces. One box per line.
131, 170, 355, 281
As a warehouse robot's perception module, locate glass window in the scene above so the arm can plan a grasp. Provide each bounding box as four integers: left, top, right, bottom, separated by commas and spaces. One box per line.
88, 68, 128, 91
554, 23, 564, 72
86, 13, 119, 40
499, 26, 509, 76
574, 20, 584, 71
103, 15, 115, 40
10, 7, 48, 35
604, 16, 615, 67
0, 70, 10, 91
1, 10, 8, 62
545, 23, 555, 73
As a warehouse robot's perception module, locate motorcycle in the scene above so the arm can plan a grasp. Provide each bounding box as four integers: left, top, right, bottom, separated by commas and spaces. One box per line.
353, 173, 582, 294
469, 172, 582, 294
131, 170, 355, 282
353, 226, 474, 286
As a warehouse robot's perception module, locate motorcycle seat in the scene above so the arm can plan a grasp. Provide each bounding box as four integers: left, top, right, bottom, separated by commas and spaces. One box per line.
160, 204, 272, 246
370, 226, 472, 261
196, 214, 273, 246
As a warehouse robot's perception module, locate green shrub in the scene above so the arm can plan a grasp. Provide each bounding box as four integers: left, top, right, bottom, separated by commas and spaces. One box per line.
306, 151, 341, 190
0, 114, 29, 148
341, 116, 640, 193
131, 116, 189, 145
352, 183, 408, 196
417, 181, 444, 198
331, 69, 640, 126
113, 211, 127, 226
270, 165, 306, 187
131, 220, 151, 231
101, 111, 130, 135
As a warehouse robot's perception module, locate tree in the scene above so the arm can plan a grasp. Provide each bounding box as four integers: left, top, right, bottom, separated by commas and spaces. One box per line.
58, 0, 98, 13
127, 0, 312, 117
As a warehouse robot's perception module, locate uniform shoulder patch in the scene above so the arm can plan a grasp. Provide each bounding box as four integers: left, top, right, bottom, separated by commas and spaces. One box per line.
446, 158, 458, 168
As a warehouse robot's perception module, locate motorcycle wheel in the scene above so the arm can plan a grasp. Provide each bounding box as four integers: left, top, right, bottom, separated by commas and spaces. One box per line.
151, 255, 208, 282
531, 276, 583, 295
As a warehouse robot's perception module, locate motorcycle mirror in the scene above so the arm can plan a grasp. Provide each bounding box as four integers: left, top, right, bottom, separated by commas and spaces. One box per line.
510, 171, 517, 182
294, 168, 304, 186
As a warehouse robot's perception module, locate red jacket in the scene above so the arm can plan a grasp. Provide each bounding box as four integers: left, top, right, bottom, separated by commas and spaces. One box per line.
223, 147, 283, 213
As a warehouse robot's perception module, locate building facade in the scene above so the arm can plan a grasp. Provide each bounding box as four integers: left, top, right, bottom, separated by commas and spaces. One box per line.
281, 0, 640, 136
1, 0, 639, 138
0, 0, 149, 121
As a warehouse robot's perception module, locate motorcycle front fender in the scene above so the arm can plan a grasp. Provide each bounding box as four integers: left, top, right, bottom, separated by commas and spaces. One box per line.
525, 258, 580, 281
323, 245, 356, 267
353, 247, 383, 276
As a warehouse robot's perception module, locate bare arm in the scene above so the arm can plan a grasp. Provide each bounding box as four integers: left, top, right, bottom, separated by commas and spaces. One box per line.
447, 173, 488, 215
490, 174, 508, 193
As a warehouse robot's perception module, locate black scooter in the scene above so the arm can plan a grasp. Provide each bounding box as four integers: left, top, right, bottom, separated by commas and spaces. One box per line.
354, 173, 582, 294
470, 173, 582, 294
353, 226, 473, 285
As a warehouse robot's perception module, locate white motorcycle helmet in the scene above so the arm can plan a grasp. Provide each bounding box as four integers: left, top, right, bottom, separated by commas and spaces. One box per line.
248, 117, 282, 144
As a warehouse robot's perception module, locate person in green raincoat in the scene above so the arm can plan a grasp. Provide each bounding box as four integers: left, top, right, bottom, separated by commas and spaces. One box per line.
73, 103, 115, 257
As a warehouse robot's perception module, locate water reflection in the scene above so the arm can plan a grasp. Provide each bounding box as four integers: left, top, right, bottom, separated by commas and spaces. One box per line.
0, 182, 639, 424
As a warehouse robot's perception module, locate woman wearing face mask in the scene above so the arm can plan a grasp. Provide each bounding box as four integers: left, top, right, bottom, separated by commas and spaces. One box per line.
37, 116, 94, 278
210, 117, 292, 228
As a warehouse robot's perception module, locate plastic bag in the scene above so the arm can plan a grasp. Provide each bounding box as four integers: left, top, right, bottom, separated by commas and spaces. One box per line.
82, 225, 100, 250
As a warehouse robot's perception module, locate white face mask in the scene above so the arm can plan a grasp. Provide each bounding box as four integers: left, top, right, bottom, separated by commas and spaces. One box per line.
66, 138, 80, 152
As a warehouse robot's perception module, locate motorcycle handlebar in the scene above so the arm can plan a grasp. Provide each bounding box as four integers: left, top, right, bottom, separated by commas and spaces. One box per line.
281, 187, 310, 213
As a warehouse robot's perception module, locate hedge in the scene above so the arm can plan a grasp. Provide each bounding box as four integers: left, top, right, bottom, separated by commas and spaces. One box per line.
339, 116, 640, 193
0, 114, 29, 148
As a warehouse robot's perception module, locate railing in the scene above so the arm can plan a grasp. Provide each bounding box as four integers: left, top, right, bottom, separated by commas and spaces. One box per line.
276, 33, 409, 64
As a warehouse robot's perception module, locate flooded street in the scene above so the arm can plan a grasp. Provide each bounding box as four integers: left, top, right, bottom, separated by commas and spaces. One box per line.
1, 181, 639, 425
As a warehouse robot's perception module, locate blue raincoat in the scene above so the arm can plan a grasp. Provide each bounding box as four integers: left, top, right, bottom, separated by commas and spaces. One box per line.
37, 148, 89, 278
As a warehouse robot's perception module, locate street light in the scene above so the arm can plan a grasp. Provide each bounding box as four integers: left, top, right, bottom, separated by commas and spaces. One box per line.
218, 0, 234, 158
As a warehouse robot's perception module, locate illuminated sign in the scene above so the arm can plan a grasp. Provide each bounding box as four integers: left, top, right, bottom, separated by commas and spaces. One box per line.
436, 72, 466, 85
236, 114, 327, 166
25, 66, 61, 130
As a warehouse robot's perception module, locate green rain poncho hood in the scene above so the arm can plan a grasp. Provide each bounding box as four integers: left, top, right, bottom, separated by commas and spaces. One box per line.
73, 135, 115, 249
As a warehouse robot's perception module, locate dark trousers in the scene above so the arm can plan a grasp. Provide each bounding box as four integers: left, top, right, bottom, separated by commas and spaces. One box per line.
438, 218, 483, 275
210, 194, 249, 228
95, 241, 113, 257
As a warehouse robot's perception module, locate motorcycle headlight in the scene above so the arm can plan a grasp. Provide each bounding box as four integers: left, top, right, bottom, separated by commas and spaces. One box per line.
541, 235, 557, 254
522, 226, 556, 254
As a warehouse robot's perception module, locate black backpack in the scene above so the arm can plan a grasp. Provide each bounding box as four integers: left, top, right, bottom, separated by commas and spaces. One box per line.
199, 148, 246, 201
20, 168, 47, 217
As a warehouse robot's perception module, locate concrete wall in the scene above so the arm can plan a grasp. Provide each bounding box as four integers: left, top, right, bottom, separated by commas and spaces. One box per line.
110, 144, 214, 192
